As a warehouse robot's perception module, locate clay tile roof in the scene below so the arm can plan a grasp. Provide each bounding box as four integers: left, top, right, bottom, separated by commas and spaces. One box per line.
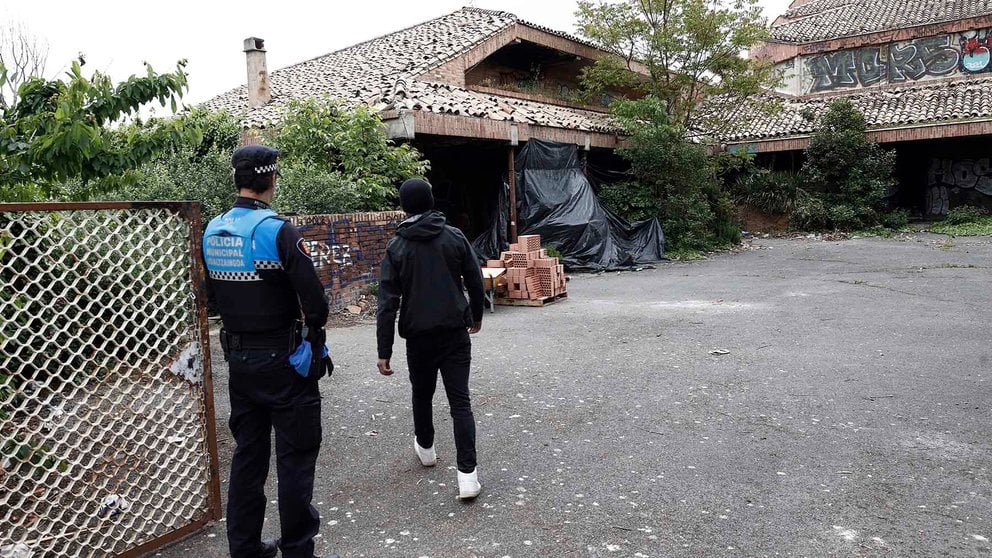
769, 0, 992, 43
706, 77, 992, 142
394, 82, 617, 132
202, 7, 621, 133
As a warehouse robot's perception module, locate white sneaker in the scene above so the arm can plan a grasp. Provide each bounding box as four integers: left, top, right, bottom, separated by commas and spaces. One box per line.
414, 438, 436, 467
457, 469, 482, 500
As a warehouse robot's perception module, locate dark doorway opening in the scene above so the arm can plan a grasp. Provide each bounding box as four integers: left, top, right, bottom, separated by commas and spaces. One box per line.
413, 136, 509, 240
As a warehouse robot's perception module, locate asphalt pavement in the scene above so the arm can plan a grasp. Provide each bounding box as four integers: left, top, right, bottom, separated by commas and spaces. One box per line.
155, 233, 992, 558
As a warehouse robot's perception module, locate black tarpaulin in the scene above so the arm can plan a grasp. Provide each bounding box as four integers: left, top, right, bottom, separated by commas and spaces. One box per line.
472, 139, 665, 270
514, 139, 664, 271
471, 179, 508, 265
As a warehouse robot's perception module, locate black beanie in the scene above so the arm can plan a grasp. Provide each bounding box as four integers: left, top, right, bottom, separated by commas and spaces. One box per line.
399, 179, 434, 215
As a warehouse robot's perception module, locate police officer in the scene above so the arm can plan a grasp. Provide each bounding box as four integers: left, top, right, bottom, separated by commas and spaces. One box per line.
202, 145, 337, 558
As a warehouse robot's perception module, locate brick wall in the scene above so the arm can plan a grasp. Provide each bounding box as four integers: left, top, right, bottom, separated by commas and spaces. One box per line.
289, 211, 407, 312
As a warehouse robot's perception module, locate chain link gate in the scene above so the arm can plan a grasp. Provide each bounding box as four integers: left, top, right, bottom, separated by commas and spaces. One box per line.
0, 202, 222, 558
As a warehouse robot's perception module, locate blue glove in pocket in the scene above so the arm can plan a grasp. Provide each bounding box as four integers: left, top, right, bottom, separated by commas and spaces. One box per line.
290, 340, 331, 378
290, 340, 314, 378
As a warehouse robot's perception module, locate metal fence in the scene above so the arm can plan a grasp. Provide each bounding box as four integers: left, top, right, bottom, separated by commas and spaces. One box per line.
0, 202, 221, 558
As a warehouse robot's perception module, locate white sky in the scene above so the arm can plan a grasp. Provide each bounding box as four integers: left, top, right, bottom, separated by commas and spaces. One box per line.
2, 0, 792, 112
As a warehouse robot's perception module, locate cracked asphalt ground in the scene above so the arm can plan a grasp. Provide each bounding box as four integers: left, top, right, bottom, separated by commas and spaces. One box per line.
156, 234, 992, 558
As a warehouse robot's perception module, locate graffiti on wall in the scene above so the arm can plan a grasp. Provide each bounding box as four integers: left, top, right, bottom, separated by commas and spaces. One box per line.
306, 241, 354, 268
926, 158, 992, 215
290, 212, 405, 312
961, 30, 992, 73
804, 30, 991, 92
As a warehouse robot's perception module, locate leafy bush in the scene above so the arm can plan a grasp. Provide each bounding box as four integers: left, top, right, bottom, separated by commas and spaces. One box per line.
605, 97, 740, 253
789, 189, 828, 230
729, 169, 805, 215
273, 99, 428, 215
880, 209, 910, 229
944, 205, 988, 225
275, 162, 369, 215
598, 180, 663, 222
111, 101, 430, 219
728, 100, 898, 232
0, 58, 198, 201
930, 216, 992, 236
801, 99, 896, 229
827, 203, 875, 230
104, 110, 240, 221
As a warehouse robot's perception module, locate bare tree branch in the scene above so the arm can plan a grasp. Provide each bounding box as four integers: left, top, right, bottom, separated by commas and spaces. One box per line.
0, 21, 49, 108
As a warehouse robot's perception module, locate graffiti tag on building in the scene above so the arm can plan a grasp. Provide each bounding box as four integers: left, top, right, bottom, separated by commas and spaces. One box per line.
929, 158, 992, 194
961, 30, 992, 73
926, 158, 992, 215
305, 241, 354, 268
804, 30, 990, 92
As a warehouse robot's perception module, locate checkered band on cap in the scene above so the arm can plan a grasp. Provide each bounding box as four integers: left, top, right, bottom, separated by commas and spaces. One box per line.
255, 163, 278, 174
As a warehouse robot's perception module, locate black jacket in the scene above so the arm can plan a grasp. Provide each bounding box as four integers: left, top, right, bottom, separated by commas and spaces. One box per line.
377, 211, 484, 359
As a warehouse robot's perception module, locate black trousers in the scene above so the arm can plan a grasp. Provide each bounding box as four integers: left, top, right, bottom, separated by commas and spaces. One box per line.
226, 349, 322, 558
406, 328, 477, 473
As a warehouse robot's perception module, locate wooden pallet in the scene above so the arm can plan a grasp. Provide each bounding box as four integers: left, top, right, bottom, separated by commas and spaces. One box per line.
494, 291, 568, 307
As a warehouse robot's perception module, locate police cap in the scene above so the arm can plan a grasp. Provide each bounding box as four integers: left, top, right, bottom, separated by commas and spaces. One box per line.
232, 145, 281, 176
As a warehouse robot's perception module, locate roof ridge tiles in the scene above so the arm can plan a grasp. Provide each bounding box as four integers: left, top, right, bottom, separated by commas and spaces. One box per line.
769, 0, 992, 44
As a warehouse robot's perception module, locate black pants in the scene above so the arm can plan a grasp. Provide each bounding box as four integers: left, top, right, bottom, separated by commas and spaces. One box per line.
226, 349, 322, 558
406, 329, 477, 473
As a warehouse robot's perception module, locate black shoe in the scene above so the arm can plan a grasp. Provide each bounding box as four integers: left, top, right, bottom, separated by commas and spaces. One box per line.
260, 538, 280, 558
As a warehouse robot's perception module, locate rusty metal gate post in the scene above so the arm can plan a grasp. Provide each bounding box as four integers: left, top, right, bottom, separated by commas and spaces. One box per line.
0, 201, 222, 558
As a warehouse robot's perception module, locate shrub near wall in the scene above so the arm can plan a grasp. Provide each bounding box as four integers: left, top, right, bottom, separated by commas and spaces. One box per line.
290, 211, 407, 312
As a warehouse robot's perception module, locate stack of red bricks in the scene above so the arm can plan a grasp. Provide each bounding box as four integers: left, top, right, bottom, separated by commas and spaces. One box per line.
485, 234, 566, 301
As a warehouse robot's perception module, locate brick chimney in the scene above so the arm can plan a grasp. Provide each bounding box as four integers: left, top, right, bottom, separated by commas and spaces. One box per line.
243, 37, 271, 108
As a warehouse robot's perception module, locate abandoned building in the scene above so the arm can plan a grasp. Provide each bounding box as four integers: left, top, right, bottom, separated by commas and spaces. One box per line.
203, 7, 638, 240
720, 0, 992, 216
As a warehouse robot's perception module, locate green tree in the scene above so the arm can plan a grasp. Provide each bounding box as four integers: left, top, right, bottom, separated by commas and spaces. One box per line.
575, 0, 776, 253
576, 0, 775, 131
0, 58, 199, 201
801, 99, 896, 229
599, 97, 739, 253
109, 101, 430, 219
113, 110, 241, 221
272, 99, 428, 214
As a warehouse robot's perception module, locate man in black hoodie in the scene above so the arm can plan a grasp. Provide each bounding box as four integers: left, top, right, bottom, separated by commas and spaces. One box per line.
376, 178, 486, 499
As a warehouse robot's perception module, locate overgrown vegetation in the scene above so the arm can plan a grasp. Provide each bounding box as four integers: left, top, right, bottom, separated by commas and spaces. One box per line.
930, 206, 992, 236
727, 100, 899, 232
112, 110, 241, 220
598, 98, 740, 253
272, 99, 428, 215
728, 166, 805, 216
0, 58, 198, 201
577, 0, 776, 254
1, 56, 427, 219
943, 205, 989, 225
800, 99, 896, 230
117, 99, 428, 220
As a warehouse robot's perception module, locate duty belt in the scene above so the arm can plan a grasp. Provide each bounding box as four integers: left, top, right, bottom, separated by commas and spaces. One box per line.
219, 324, 300, 354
